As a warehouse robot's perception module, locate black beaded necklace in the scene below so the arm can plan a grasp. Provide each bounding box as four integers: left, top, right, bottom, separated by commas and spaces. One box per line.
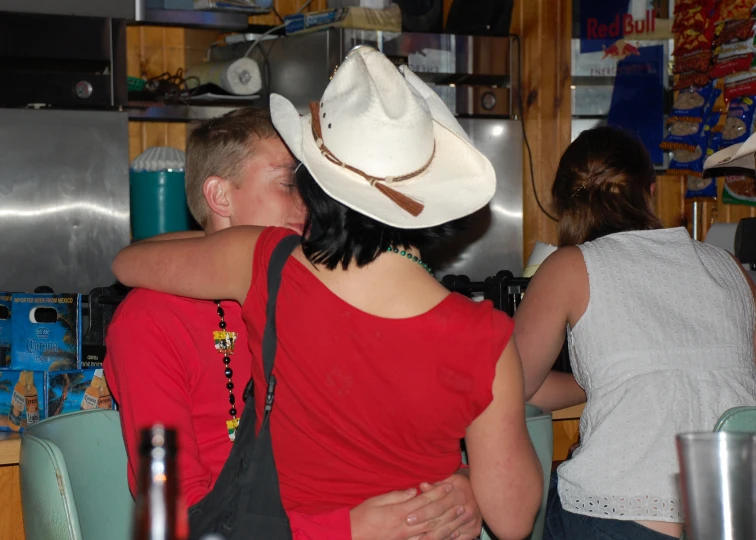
213, 300, 239, 441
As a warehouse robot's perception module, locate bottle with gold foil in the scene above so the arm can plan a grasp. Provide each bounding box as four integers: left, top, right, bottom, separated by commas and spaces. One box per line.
8, 372, 26, 431
97, 374, 113, 409
133, 425, 178, 540
81, 369, 111, 410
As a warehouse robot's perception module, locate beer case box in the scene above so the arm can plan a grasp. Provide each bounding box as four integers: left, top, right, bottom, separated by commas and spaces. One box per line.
0, 370, 46, 432
0, 293, 11, 368
47, 369, 114, 417
10, 293, 82, 372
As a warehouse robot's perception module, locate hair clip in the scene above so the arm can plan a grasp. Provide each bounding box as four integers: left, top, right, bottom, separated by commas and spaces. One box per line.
572, 184, 587, 197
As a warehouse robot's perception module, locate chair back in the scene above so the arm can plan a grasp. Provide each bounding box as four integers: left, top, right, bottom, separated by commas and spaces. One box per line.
714, 406, 756, 433
19, 409, 133, 540
480, 404, 553, 540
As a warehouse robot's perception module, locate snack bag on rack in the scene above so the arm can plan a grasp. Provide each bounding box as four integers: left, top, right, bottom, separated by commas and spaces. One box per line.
674, 5, 711, 33
668, 86, 718, 122
714, 18, 756, 47
675, 0, 715, 17
674, 71, 713, 90
685, 175, 719, 198
675, 50, 713, 75
661, 121, 707, 152
674, 130, 722, 192
670, 148, 708, 177
713, 0, 756, 24
721, 95, 756, 144
662, 113, 719, 153
711, 38, 756, 78
675, 20, 716, 57
723, 174, 756, 204
724, 67, 756, 98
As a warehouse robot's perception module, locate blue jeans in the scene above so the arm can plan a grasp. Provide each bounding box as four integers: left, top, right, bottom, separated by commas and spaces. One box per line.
545, 474, 679, 540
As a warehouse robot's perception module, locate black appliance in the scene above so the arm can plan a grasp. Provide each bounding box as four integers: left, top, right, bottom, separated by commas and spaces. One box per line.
0, 11, 127, 109
441, 272, 572, 373
445, 0, 515, 36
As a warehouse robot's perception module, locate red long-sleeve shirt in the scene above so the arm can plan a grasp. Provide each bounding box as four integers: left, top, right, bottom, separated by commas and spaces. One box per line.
103, 289, 350, 540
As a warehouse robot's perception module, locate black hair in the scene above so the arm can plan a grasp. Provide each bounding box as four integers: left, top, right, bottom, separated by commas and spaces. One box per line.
296, 166, 465, 270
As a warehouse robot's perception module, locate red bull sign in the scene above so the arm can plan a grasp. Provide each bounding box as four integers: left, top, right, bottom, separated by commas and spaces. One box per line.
586, 9, 657, 39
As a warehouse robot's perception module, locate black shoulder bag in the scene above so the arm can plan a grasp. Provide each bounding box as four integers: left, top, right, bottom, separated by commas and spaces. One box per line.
188, 234, 300, 540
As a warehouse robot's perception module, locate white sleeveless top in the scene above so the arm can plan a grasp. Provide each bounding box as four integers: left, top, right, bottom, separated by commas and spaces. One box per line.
558, 227, 756, 523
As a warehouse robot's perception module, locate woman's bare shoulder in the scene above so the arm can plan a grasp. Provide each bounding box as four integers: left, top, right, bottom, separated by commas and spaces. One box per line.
529, 246, 589, 325
536, 245, 586, 280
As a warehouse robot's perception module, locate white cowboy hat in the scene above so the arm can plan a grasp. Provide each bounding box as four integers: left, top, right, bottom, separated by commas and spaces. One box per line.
269, 45, 496, 229
704, 132, 756, 171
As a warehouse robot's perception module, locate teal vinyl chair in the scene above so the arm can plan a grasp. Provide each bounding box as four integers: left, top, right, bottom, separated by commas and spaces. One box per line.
713, 406, 756, 433
19, 409, 133, 540
478, 404, 554, 540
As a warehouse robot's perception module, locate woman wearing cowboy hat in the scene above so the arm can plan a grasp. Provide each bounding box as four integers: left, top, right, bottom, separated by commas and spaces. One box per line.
113, 46, 543, 540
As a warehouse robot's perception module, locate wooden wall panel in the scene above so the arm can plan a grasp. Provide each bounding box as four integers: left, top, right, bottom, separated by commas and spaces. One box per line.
127, 26, 190, 161
511, 0, 571, 260
655, 175, 686, 229
185, 29, 220, 70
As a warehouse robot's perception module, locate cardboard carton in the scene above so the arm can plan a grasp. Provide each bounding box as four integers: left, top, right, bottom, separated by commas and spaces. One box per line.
0, 293, 11, 368
0, 370, 46, 432
11, 293, 81, 371
47, 369, 113, 417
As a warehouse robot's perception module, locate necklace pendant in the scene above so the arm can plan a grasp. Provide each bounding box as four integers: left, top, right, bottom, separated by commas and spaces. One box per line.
226, 418, 240, 441
214, 330, 238, 355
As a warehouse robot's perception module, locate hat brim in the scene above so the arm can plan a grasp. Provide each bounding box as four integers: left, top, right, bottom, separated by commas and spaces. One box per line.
704, 133, 756, 171
270, 94, 496, 229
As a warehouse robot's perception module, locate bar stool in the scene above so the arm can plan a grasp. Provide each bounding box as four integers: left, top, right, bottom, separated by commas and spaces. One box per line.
19, 409, 133, 540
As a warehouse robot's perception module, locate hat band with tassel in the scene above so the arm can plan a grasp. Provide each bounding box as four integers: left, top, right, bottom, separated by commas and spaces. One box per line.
309, 102, 431, 217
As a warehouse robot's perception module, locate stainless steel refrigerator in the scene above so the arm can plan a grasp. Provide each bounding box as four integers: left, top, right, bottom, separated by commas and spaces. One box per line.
0, 4, 132, 294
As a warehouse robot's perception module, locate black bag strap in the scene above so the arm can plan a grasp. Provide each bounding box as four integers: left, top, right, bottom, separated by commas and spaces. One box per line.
260, 234, 300, 414
187, 234, 299, 540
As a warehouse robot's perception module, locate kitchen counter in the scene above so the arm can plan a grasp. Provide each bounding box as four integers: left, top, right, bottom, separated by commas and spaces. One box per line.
0, 432, 20, 466
551, 403, 585, 463
0, 433, 24, 540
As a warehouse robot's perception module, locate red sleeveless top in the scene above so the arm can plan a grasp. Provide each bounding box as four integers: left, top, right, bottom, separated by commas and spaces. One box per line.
242, 227, 514, 514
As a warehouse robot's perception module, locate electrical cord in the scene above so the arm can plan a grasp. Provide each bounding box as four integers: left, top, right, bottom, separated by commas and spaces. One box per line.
144, 69, 200, 101
510, 33, 558, 222
258, 33, 277, 97
243, 0, 313, 58
244, 23, 285, 58
296, 0, 314, 13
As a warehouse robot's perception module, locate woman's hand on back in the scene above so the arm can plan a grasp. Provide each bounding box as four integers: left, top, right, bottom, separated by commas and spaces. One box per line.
417, 470, 483, 540
350, 471, 481, 540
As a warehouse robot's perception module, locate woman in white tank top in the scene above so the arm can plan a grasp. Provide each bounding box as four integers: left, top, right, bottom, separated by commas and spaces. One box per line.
514, 126, 756, 540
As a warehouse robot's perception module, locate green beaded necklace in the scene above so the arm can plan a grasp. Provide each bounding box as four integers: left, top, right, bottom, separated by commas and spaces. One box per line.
386, 246, 433, 274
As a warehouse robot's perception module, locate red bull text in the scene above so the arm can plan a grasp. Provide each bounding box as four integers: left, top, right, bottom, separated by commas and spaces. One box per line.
587, 10, 657, 40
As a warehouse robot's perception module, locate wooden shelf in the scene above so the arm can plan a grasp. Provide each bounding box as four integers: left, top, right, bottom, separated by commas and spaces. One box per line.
133, 9, 253, 31
127, 97, 261, 122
